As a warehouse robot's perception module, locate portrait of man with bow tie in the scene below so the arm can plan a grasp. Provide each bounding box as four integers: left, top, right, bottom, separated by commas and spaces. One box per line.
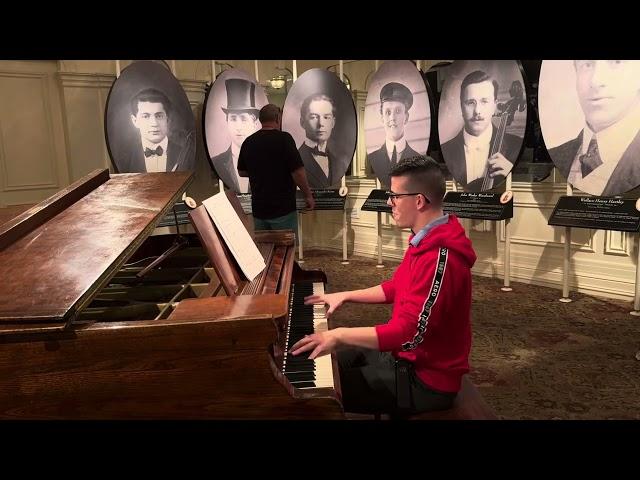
105, 61, 196, 175
541, 60, 640, 197
281, 68, 357, 190
124, 88, 189, 173
297, 93, 342, 188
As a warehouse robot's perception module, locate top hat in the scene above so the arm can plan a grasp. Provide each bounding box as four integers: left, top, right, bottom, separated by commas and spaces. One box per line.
379, 82, 413, 110
221, 78, 260, 117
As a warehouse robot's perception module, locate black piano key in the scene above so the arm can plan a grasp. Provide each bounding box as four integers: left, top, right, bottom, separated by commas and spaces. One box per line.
285, 372, 316, 382
288, 381, 316, 388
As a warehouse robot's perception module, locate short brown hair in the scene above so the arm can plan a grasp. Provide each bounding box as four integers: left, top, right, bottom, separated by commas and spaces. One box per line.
389, 156, 446, 205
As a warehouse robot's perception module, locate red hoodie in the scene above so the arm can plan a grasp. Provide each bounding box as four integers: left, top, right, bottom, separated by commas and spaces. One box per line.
375, 214, 477, 393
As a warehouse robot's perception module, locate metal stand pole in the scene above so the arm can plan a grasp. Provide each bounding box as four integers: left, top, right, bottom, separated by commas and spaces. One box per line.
501, 173, 513, 292
339, 60, 349, 266
298, 212, 304, 264
630, 232, 640, 316
375, 178, 384, 268
560, 183, 573, 303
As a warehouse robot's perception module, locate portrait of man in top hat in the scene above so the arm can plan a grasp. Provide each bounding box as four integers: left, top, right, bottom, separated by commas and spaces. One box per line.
367, 82, 420, 188
211, 78, 261, 193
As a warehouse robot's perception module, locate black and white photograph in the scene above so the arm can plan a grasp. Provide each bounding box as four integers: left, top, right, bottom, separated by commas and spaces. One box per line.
364, 60, 431, 188
539, 60, 640, 197
105, 60, 196, 173
204, 68, 268, 194
282, 68, 357, 189
438, 60, 527, 192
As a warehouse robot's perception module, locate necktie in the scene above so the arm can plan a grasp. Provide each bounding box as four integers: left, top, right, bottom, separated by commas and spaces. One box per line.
144, 146, 164, 157
579, 137, 602, 178
312, 146, 328, 157
390, 145, 397, 165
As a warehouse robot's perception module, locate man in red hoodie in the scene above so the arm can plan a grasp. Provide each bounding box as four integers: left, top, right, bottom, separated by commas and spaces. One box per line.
290, 156, 477, 416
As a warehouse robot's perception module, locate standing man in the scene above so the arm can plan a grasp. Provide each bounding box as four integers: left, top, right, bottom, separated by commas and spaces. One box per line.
211, 78, 261, 193
291, 156, 477, 417
238, 104, 315, 235
548, 60, 640, 196
440, 70, 521, 191
367, 82, 420, 188
123, 88, 192, 173
297, 93, 341, 188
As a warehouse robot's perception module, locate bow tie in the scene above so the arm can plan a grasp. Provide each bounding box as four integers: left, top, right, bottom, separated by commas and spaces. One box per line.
144, 146, 164, 157
312, 146, 328, 157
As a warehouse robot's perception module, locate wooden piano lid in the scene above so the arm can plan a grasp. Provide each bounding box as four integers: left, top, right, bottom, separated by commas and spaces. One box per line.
0, 168, 193, 333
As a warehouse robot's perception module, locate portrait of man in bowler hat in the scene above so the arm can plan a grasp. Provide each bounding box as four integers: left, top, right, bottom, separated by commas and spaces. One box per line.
122, 87, 194, 173
211, 78, 261, 193
367, 82, 420, 188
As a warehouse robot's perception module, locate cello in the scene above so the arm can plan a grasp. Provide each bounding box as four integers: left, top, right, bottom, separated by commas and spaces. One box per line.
480, 80, 526, 191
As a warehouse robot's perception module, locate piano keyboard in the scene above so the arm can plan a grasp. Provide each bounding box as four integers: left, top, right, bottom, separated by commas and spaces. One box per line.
283, 281, 334, 391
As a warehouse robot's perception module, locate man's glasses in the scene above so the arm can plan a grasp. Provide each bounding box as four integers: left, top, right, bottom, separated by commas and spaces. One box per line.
386, 191, 430, 204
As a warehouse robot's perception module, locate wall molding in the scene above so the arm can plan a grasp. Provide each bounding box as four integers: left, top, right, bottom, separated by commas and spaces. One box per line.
58, 72, 115, 89
0, 71, 59, 191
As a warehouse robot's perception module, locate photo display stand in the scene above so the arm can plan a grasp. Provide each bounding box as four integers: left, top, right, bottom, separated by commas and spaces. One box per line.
341, 175, 349, 265
295, 186, 348, 261
338, 61, 349, 266
548, 182, 640, 314
442, 181, 515, 292
502, 173, 513, 292
361, 179, 390, 268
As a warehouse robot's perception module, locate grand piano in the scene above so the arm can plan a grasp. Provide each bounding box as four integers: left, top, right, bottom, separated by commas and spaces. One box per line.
0, 169, 345, 419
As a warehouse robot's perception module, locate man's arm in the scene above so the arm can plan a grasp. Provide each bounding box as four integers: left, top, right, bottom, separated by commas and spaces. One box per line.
304, 285, 387, 317
291, 166, 315, 210
290, 327, 379, 359
237, 143, 249, 177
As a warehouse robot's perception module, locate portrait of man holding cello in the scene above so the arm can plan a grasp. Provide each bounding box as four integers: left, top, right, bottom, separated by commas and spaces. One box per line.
439, 63, 526, 192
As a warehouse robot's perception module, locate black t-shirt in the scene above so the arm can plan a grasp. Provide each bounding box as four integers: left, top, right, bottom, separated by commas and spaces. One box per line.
237, 129, 304, 219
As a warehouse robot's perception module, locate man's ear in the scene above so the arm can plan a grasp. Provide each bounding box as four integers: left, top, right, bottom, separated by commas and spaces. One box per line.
404, 110, 410, 124
418, 194, 429, 211
131, 114, 138, 128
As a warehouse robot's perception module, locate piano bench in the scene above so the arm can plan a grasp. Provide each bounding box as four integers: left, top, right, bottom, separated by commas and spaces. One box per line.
370, 376, 497, 421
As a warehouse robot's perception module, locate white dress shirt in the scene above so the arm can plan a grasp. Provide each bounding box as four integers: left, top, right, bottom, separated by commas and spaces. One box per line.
142, 137, 168, 173
385, 137, 408, 161
304, 139, 330, 178
463, 126, 492, 183
569, 102, 640, 196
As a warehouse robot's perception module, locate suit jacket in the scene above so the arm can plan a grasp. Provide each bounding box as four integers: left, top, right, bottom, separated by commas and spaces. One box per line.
548, 129, 640, 196
299, 143, 342, 189
211, 146, 248, 193
441, 128, 522, 192
367, 142, 420, 188
119, 136, 183, 173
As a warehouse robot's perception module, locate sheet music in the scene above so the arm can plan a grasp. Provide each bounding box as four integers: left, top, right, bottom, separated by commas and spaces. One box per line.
203, 191, 266, 281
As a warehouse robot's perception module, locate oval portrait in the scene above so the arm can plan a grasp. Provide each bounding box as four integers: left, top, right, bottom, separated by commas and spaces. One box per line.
282, 68, 357, 189
364, 60, 431, 189
105, 60, 196, 173
539, 60, 640, 197
438, 60, 527, 192
204, 68, 269, 193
